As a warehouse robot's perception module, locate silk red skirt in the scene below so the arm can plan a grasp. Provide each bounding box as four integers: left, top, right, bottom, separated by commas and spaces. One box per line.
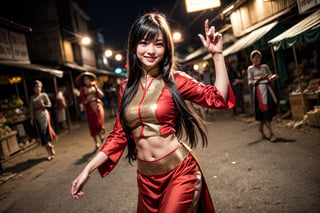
136, 143, 215, 213
85, 101, 105, 137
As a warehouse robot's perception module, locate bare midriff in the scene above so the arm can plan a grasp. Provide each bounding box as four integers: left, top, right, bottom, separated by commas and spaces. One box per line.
134, 133, 180, 161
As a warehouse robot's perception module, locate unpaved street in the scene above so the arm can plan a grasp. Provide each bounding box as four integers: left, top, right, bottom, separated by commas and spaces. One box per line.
1, 110, 319, 212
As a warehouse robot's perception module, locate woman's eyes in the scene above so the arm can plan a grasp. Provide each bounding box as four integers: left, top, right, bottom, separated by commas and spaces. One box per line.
139, 40, 164, 46
139, 41, 147, 45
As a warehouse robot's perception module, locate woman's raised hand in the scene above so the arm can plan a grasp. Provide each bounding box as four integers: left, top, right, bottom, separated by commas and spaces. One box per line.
198, 19, 223, 55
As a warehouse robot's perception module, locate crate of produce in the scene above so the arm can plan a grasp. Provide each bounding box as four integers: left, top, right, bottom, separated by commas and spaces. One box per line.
307, 106, 320, 127
0, 130, 19, 159
289, 94, 311, 120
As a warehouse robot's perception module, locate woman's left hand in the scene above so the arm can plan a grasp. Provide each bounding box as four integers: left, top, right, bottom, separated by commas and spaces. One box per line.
268, 74, 279, 81
198, 19, 223, 55
71, 170, 90, 199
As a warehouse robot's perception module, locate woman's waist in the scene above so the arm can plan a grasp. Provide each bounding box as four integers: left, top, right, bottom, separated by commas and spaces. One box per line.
135, 133, 180, 161
137, 141, 190, 176
86, 98, 102, 104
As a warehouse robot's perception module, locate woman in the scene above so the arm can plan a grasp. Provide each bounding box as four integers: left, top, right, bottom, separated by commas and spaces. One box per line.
76, 72, 105, 149
55, 90, 67, 132
247, 50, 278, 142
30, 80, 56, 160
71, 12, 234, 212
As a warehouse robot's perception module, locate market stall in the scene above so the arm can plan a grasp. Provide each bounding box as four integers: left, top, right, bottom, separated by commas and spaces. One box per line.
268, 8, 320, 122
0, 63, 64, 160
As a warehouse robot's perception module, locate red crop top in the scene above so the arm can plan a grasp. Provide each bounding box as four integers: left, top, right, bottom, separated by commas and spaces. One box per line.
98, 69, 235, 177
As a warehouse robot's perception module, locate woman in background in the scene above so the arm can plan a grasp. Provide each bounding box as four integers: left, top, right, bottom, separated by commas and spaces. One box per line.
30, 80, 56, 160
247, 50, 278, 142
76, 72, 105, 149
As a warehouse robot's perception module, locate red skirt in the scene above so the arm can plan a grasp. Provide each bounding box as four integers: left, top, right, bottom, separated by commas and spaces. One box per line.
85, 101, 105, 137
136, 143, 215, 213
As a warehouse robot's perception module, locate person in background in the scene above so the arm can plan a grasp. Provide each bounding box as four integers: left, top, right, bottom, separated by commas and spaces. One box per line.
76, 72, 105, 149
71, 12, 234, 212
247, 50, 278, 142
228, 59, 245, 115
55, 90, 67, 132
201, 64, 213, 85
30, 80, 56, 160
102, 77, 117, 117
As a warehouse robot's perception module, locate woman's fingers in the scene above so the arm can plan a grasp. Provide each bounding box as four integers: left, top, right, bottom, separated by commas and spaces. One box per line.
204, 19, 209, 34
198, 34, 207, 47
213, 32, 222, 44
71, 180, 84, 199
199, 19, 222, 52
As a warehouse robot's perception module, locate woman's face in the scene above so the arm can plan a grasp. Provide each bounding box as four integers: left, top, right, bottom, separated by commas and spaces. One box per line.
251, 54, 262, 66
136, 30, 165, 72
83, 76, 92, 86
34, 84, 42, 95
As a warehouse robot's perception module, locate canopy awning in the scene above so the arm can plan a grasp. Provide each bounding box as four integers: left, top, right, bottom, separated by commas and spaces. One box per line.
63, 62, 87, 72
63, 62, 124, 78
203, 21, 279, 60
0, 60, 63, 78
268, 9, 320, 51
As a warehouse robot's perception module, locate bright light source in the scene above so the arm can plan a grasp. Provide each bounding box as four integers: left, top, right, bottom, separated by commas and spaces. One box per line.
115, 68, 123, 74
173, 32, 182, 43
9, 76, 22, 84
115, 53, 122, 61
81, 36, 91, 45
105, 49, 113, 57
193, 64, 199, 71
185, 0, 221, 13
103, 57, 108, 65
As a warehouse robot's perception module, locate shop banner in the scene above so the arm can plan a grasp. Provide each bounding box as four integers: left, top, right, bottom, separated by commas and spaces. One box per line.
0, 28, 13, 60
10, 31, 29, 61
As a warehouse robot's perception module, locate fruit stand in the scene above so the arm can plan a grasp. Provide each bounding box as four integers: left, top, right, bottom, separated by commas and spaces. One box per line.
0, 97, 30, 159
289, 79, 320, 121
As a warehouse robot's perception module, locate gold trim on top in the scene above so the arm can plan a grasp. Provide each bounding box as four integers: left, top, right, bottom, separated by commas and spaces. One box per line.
125, 73, 164, 138
137, 144, 189, 176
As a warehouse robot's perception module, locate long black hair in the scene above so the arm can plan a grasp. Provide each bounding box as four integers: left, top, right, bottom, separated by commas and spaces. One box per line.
119, 12, 208, 164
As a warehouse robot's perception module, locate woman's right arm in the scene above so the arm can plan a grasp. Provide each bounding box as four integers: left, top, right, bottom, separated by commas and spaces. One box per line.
71, 81, 128, 199
248, 67, 268, 85
71, 152, 109, 199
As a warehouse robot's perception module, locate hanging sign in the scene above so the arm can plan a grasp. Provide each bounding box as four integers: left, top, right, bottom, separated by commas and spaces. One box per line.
10, 31, 29, 61
185, 0, 221, 13
0, 28, 13, 59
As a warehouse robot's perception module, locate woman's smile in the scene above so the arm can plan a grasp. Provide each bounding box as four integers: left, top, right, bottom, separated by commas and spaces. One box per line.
136, 31, 165, 71
145, 55, 157, 62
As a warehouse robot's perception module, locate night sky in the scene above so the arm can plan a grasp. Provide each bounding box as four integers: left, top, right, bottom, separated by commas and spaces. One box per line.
74, 0, 233, 55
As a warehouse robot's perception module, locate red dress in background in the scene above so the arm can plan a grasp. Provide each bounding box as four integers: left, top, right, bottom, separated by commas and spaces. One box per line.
80, 84, 105, 137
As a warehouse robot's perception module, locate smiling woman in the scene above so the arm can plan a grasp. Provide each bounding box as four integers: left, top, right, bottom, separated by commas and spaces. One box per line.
71, 12, 235, 212
136, 31, 165, 71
